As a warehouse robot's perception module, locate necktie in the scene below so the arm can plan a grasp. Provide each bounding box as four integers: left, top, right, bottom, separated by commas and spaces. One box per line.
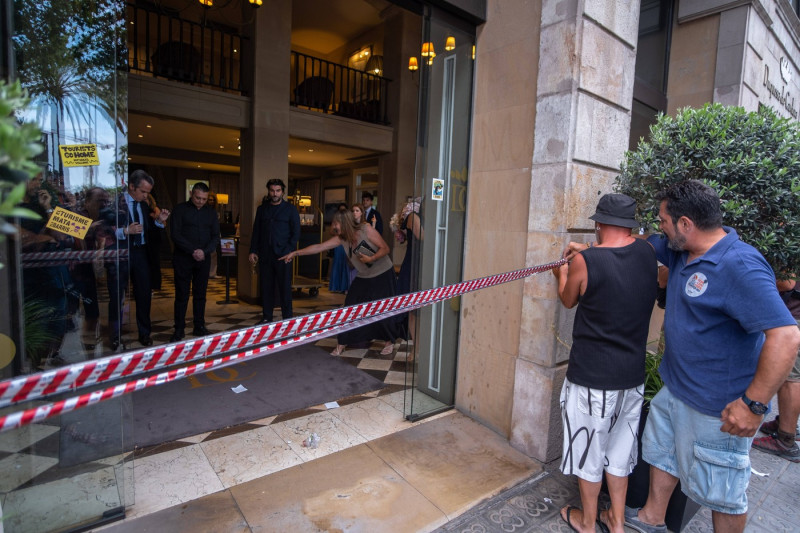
132, 201, 144, 245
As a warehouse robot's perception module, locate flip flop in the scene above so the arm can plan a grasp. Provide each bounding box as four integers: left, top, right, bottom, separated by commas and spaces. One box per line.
560, 505, 581, 532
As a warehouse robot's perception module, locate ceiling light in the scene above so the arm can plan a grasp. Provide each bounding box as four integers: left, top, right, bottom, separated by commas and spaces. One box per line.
146, 124, 151, 128
137, 134, 143, 138
219, 145, 224, 149
308, 149, 314, 152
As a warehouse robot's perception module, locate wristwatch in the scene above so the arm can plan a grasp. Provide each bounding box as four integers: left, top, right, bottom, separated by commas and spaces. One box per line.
741, 393, 768, 415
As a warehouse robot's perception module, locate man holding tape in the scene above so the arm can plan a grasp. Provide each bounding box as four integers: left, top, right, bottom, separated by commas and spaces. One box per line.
553, 193, 657, 533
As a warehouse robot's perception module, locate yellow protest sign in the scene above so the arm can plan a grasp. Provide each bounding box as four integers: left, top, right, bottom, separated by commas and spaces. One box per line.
58, 144, 100, 167
45, 207, 92, 239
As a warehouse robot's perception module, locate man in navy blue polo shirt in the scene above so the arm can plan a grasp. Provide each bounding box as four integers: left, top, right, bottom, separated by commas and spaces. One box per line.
625, 180, 800, 533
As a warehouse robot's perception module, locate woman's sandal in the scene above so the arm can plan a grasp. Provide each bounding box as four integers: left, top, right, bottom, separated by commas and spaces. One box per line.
380, 343, 395, 356
331, 345, 345, 356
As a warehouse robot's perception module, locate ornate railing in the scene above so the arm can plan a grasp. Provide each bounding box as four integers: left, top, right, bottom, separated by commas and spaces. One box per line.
291, 51, 390, 125
126, 2, 244, 94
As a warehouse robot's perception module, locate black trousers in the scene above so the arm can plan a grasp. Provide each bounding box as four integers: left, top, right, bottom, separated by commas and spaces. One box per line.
259, 251, 293, 321
173, 252, 211, 332
129, 246, 152, 337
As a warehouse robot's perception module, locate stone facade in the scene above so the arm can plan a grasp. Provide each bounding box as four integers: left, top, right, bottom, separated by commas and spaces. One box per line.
459, 0, 640, 462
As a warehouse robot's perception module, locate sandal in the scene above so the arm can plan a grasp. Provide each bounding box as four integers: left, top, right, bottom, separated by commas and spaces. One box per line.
331, 345, 345, 356
380, 343, 395, 356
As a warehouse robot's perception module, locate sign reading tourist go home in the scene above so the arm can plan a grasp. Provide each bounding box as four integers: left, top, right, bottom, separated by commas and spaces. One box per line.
58, 143, 100, 167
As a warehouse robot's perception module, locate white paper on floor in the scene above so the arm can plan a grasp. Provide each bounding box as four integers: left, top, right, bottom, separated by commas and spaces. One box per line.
325, 401, 340, 409
231, 384, 248, 393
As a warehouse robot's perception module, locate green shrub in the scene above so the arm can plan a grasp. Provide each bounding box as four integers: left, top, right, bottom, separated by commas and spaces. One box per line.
616, 103, 800, 279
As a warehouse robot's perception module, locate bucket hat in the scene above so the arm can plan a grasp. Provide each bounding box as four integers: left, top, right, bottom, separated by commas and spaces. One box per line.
589, 193, 639, 228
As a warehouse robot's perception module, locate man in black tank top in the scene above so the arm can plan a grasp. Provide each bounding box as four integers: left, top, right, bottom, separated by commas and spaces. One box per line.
551, 194, 657, 533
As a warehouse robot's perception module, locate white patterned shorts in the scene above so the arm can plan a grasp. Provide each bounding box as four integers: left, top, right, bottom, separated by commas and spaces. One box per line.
559, 378, 644, 482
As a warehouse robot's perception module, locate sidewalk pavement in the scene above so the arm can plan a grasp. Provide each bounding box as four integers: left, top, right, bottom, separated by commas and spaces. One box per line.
436, 420, 800, 533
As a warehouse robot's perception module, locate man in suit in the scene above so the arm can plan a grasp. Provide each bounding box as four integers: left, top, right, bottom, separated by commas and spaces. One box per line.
109, 170, 170, 349
362, 191, 383, 235
170, 182, 220, 341
248, 179, 300, 323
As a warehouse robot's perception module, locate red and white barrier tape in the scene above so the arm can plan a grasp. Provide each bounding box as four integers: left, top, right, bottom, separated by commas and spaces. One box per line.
0, 259, 565, 433
21, 249, 128, 262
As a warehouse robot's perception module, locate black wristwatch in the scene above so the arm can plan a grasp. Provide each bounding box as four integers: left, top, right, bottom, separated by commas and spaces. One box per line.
741, 393, 768, 415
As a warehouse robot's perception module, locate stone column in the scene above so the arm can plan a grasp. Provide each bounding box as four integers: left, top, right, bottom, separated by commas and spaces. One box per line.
237, 1, 292, 301
509, 1, 640, 462
458, 0, 640, 463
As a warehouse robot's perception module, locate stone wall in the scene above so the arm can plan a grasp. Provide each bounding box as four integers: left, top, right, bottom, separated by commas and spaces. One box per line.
459, 0, 640, 462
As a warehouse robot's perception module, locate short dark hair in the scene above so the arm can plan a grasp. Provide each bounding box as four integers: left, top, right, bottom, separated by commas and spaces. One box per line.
656, 180, 723, 230
129, 169, 154, 190
361, 191, 374, 201
266, 179, 286, 191
191, 182, 210, 193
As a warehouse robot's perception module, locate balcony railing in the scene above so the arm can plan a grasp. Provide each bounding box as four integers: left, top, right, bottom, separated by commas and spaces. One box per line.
126, 2, 244, 94
291, 51, 390, 125
125, 3, 390, 125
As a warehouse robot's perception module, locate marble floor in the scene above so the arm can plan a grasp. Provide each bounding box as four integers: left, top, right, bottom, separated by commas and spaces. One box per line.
1, 274, 460, 532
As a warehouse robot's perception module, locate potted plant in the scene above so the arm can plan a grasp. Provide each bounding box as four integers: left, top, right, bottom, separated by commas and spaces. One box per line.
616, 103, 800, 279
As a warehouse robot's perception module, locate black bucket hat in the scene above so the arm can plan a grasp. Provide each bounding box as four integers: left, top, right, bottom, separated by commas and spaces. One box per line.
589, 193, 639, 228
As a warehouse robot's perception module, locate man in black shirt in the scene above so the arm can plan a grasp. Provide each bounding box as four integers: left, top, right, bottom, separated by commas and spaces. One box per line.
552, 194, 657, 533
249, 179, 300, 323
170, 182, 220, 341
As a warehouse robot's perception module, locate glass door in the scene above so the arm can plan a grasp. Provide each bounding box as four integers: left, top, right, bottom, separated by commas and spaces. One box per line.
1, 2, 131, 530
404, 6, 475, 420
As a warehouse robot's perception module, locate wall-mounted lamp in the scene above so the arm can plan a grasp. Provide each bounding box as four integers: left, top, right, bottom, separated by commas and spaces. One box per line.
299, 196, 312, 207
445, 36, 456, 51
472, 45, 476, 60
421, 42, 435, 57
198, 0, 213, 6
216, 193, 229, 205
408, 57, 419, 71
248, 0, 262, 5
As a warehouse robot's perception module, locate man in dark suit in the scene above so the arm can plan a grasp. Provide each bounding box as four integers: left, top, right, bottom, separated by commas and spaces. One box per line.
109, 170, 170, 349
248, 179, 300, 323
169, 182, 219, 341
362, 191, 383, 235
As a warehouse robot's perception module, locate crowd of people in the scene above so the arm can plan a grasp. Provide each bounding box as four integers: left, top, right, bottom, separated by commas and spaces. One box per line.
15, 169, 800, 533
17, 170, 229, 365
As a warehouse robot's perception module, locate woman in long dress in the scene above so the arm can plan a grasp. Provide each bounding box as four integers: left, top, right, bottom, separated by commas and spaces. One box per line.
328, 203, 351, 293
280, 209, 400, 356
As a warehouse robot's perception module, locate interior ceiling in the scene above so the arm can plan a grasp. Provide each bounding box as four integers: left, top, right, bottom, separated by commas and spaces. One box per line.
129, 0, 390, 173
